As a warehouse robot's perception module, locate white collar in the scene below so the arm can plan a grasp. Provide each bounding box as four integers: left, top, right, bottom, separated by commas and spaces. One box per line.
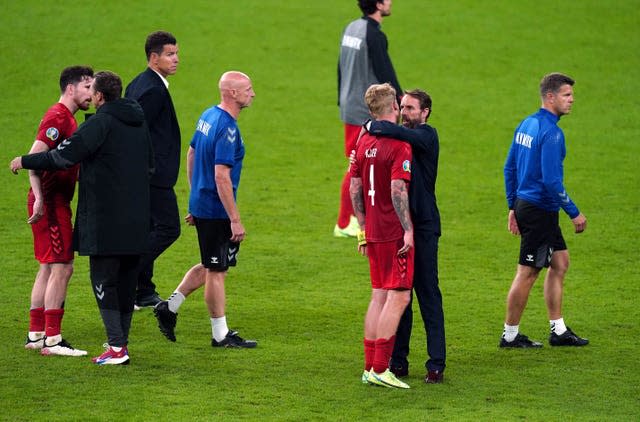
150, 68, 169, 89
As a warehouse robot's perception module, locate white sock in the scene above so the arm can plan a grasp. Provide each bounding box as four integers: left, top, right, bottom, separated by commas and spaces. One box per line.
212, 316, 229, 342
28, 331, 45, 341
45, 334, 62, 346
111, 346, 122, 352
503, 324, 519, 342
167, 291, 185, 313
550, 318, 567, 335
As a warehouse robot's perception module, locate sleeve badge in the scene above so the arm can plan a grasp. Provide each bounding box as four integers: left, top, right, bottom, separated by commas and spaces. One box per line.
45, 127, 59, 141
403, 160, 411, 173
226, 127, 237, 143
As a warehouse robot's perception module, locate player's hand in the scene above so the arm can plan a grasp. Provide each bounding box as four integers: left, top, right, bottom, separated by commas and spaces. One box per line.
397, 230, 414, 255
572, 213, 587, 233
10, 157, 23, 174
184, 213, 195, 226
356, 229, 367, 256
230, 221, 246, 243
508, 210, 520, 235
28, 198, 44, 224
357, 243, 367, 256
348, 149, 356, 165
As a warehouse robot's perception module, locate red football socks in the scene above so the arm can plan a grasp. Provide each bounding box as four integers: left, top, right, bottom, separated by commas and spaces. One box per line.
337, 173, 353, 229
363, 338, 376, 371
372, 336, 396, 374
44, 308, 64, 337
29, 307, 45, 332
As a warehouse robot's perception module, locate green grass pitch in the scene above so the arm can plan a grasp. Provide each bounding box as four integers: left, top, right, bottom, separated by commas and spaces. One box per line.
0, 0, 638, 420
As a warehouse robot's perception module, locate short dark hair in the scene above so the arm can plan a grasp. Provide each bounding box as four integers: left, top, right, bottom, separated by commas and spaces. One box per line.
93, 71, 122, 102
358, 0, 383, 15
404, 89, 432, 119
59, 66, 94, 93
540, 73, 574, 97
145, 31, 177, 60
404, 89, 432, 110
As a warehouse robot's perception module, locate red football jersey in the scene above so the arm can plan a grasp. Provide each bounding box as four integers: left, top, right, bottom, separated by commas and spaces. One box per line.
350, 133, 412, 242
29, 103, 79, 203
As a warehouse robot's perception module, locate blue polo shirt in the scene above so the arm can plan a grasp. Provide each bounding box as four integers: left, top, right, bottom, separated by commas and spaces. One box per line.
504, 108, 579, 218
189, 105, 245, 219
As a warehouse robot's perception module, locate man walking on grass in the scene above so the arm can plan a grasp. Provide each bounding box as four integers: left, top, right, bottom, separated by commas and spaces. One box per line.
501, 72, 588, 348
153, 71, 257, 349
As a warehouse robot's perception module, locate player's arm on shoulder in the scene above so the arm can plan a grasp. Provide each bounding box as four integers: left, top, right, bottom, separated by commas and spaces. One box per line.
369, 120, 428, 147
35, 116, 107, 171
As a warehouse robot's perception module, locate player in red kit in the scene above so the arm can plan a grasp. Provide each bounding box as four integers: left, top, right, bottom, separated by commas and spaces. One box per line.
350, 83, 414, 389
23, 66, 94, 357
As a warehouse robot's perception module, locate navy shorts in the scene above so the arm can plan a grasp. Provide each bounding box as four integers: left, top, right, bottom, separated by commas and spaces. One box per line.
514, 199, 567, 268
193, 218, 240, 271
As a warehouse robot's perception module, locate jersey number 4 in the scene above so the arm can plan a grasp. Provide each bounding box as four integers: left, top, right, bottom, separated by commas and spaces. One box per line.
368, 164, 376, 206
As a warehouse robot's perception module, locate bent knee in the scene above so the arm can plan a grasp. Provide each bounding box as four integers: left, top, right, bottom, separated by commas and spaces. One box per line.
550, 251, 570, 274
516, 265, 540, 282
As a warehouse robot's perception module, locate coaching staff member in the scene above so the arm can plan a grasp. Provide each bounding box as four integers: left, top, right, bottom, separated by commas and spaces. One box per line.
125, 30, 181, 308
11, 71, 154, 365
366, 89, 445, 384
153, 71, 257, 348
501, 73, 588, 348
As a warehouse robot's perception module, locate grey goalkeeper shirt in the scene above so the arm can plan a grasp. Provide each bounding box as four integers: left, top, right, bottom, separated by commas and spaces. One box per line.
338, 16, 402, 125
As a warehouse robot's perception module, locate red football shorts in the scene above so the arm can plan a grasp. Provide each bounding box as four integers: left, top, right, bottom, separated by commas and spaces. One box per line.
28, 201, 74, 263
344, 123, 362, 157
367, 239, 414, 290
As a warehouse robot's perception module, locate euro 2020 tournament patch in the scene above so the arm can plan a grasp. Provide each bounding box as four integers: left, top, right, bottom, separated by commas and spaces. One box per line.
403, 160, 411, 173
46, 127, 59, 141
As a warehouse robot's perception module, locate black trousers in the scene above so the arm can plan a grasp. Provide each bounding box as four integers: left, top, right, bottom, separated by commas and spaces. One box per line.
90, 255, 140, 347
391, 229, 446, 372
136, 186, 180, 298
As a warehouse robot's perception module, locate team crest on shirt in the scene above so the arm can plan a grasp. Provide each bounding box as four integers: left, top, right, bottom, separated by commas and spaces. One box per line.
45, 127, 59, 141
403, 160, 411, 172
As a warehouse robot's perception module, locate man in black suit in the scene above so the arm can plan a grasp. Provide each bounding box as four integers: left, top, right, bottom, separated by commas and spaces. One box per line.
367, 89, 446, 384
125, 31, 181, 308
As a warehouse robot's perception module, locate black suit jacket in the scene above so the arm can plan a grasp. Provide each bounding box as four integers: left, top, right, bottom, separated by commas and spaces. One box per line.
125, 68, 181, 188
369, 120, 441, 235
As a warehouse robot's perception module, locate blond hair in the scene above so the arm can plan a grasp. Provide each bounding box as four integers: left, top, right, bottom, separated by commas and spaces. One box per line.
364, 83, 396, 118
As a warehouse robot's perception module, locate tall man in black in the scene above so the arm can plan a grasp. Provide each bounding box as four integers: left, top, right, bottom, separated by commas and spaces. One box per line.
125, 31, 181, 308
11, 71, 153, 365
366, 89, 446, 384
